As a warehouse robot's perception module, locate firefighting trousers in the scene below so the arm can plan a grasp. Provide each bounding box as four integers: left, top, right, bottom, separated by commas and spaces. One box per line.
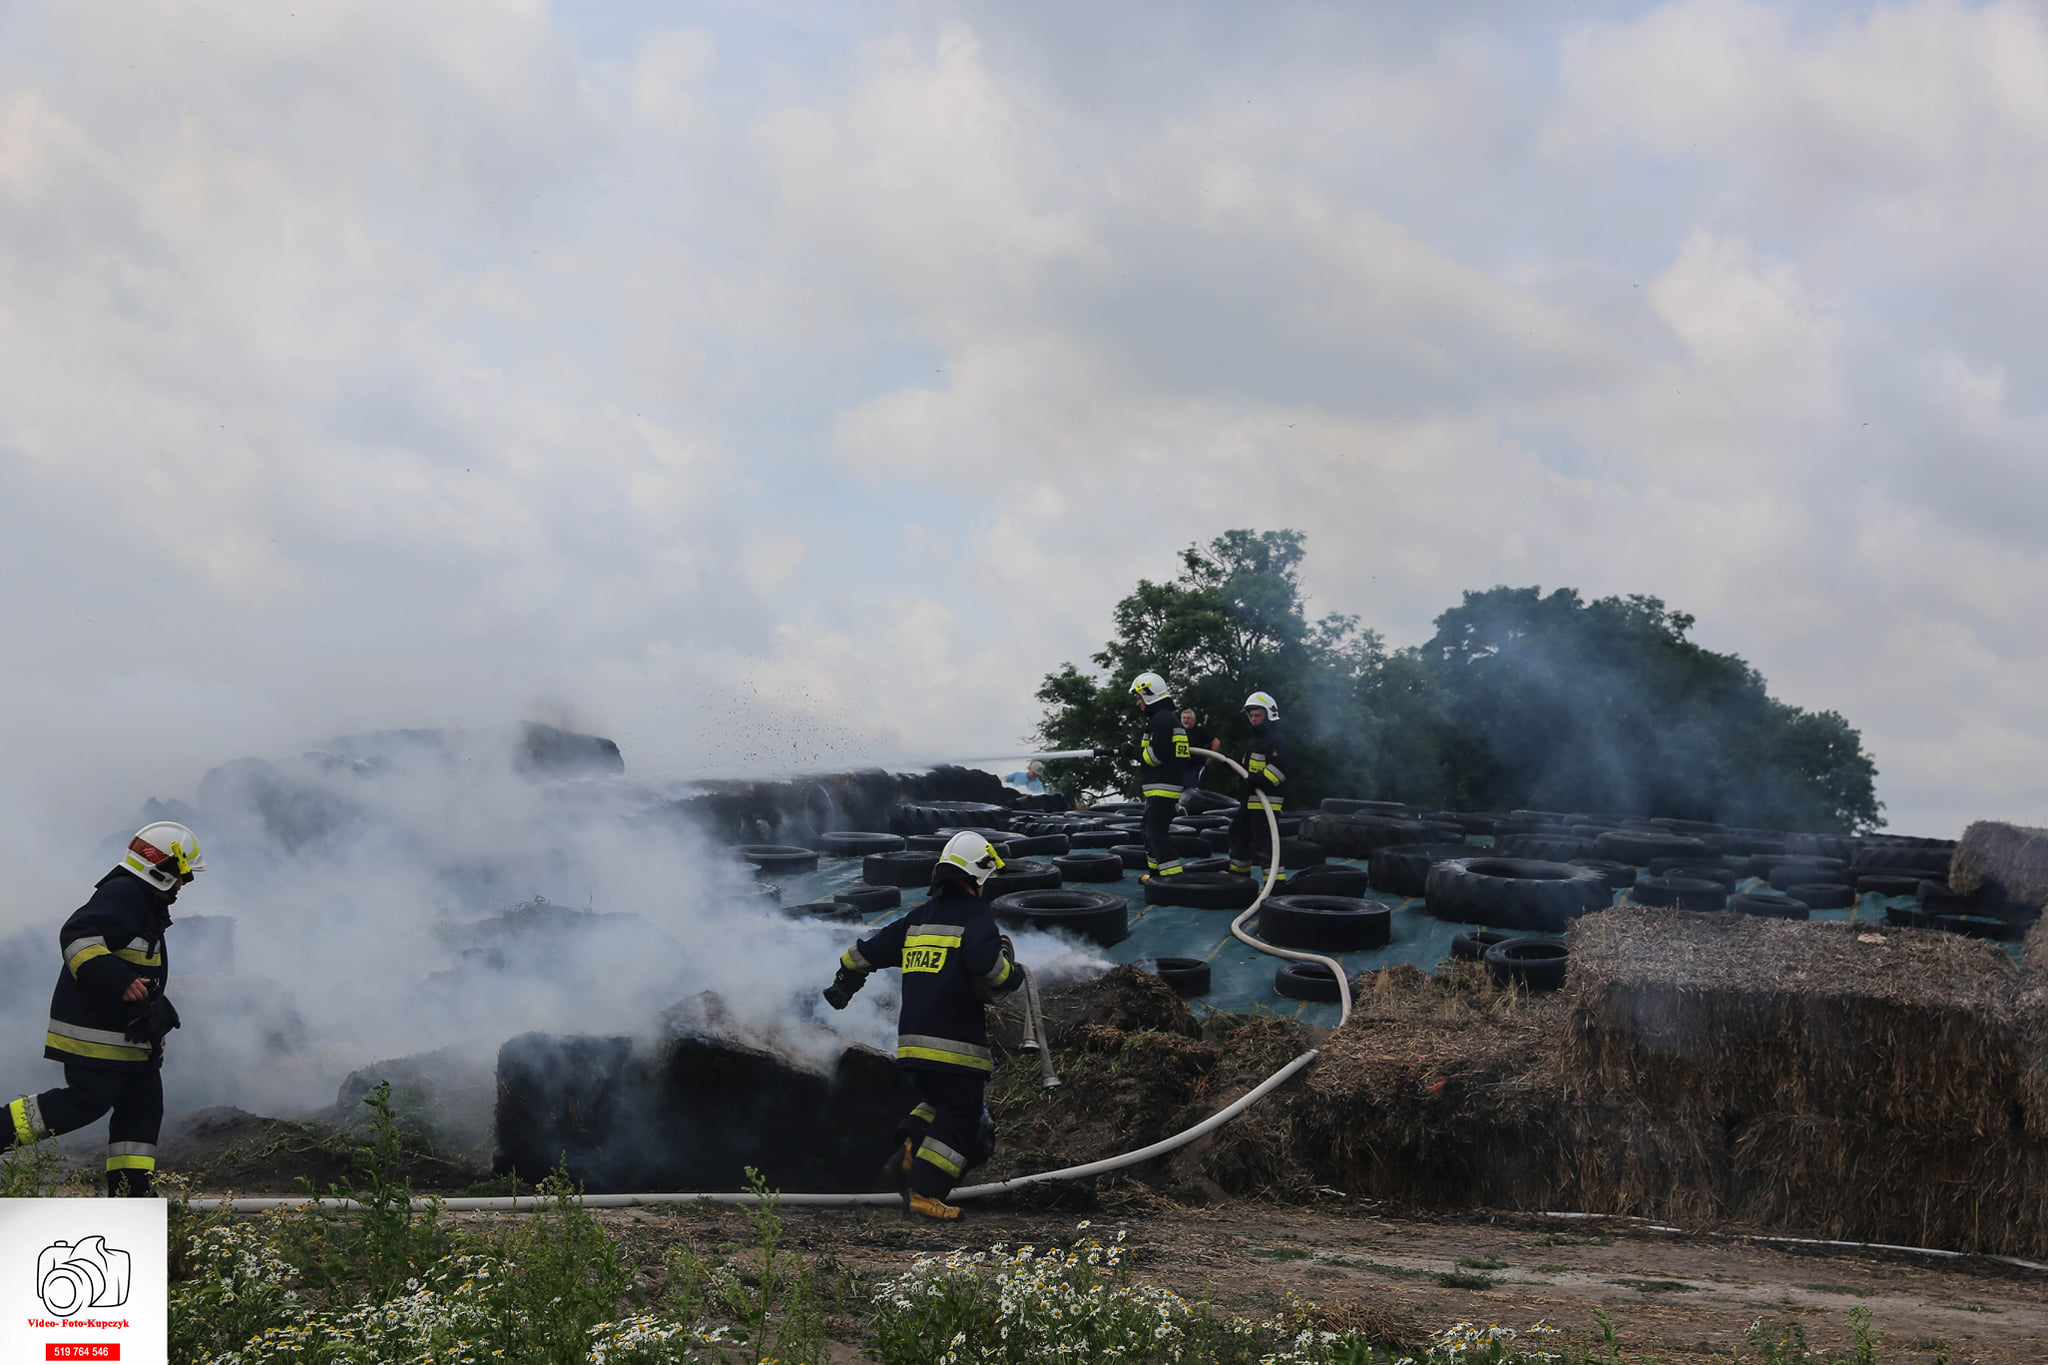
896, 1068, 993, 1200
1141, 795, 1184, 876
6, 1065, 163, 1196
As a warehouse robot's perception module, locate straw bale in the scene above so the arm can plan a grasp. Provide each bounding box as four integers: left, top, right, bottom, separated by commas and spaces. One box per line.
1951, 819, 2048, 906
2016, 917, 2048, 1138
1562, 908, 2020, 1133
1288, 970, 1566, 1208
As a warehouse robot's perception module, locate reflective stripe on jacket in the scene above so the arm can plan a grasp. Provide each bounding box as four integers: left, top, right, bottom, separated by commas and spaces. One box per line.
842, 884, 1018, 1074
47, 870, 169, 1071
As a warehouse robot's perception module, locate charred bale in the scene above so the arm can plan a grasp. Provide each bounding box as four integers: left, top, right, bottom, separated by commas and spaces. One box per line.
493, 1032, 646, 1190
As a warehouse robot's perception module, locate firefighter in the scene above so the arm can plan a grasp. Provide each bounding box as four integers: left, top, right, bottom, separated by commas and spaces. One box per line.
1228, 692, 1289, 881
2, 822, 199, 1196
821, 830, 1020, 1220
1098, 672, 1192, 879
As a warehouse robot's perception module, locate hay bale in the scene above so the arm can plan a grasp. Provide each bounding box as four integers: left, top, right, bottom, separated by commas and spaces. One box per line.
1556, 907, 2048, 1254
1562, 908, 2019, 1129
1951, 820, 2048, 907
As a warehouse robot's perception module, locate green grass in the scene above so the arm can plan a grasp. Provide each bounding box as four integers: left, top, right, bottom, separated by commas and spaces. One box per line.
1257, 1246, 1314, 1261
1454, 1255, 1508, 1270
1937, 1302, 2001, 1314
1434, 1271, 1499, 1289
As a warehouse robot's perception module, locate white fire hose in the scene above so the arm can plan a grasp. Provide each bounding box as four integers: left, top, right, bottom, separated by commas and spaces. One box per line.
191, 752, 1344, 1214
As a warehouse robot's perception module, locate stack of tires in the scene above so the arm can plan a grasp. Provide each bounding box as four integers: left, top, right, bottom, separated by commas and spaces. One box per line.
1423, 858, 1609, 935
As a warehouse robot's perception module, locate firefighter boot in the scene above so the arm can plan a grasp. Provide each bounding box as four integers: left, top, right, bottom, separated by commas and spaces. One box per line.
883, 1138, 914, 1200
906, 1191, 963, 1221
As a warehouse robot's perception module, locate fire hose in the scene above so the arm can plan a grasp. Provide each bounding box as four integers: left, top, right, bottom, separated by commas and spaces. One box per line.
190, 752, 1344, 1214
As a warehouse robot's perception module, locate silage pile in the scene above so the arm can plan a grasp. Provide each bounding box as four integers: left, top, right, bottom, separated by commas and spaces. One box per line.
990, 913, 2048, 1255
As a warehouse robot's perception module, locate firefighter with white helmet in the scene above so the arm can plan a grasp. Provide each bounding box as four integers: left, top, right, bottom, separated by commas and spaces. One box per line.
1, 822, 201, 1195
821, 831, 1020, 1220
1097, 672, 1195, 880
1228, 692, 1290, 881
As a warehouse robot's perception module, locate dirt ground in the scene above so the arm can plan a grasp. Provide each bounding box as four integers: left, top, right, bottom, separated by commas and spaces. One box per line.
431, 1194, 2048, 1364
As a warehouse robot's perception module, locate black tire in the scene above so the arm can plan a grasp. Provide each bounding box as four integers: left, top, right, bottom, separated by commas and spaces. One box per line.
1729, 893, 1809, 920
1320, 799, 1412, 817
1109, 844, 1152, 870
1886, 902, 1935, 929
1484, 936, 1570, 992
1648, 859, 1737, 885
863, 851, 939, 887
1594, 831, 1714, 866
1368, 843, 1468, 897
1302, 814, 1435, 858
987, 859, 1062, 895
1283, 864, 1373, 897
1934, 913, 2021, 941
1424, 858, 1610, 933
1258, 895, 1391, 951
1278, 839, 1328, 870
1273, 960, 1344, 1002
734, 844, 818, 876
1181, 790, 1239, 815
1501, 836, 1598, 861
833, 885, 902, 914
1065, 828, 1126, 849
1633, 877, 1726, 911
1183, 856, 1232, 874
1143, 872, 1260, 910
1052, 851, 1126, 882
816, 832, 905, 857
989, 889, 1127, 946
1451, 929, 1514, 961
890, 800, 1012, 835
782, 900, 865, 922
1000, 833, 1072, 858
1786, 882, 1853, 910
1854, 874, 1923, 897
1132, 956, 1212, 996
1567, 859, 1637, 890
1172, 833, 1212, 860
1769, 865, 1847, 893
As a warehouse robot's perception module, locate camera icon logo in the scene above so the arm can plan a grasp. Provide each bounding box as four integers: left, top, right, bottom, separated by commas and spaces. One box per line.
36, 1237, 131, 1316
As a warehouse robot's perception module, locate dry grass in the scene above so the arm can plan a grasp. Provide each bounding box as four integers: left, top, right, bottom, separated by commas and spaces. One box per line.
1951, 820, 2048, 905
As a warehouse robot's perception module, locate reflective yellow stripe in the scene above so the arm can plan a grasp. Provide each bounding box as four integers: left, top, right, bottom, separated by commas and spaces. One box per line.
65, 944, 111, 977
105, 1155, 156, 1171
910, 1103, 937, 1123
1247, 795, 1285, 811
896, 1044, 994, 1072
1140, 739, 1158, 764
917, 1139, 965, 1176
45, 1032, 150, 1063
983, 956, 1013, 987
840, 946, 870, 972
903, 932, 962, 949
1248, 756, 1266, 772
8, 1098, 34, 1146
1141, 786, 1184, 799
112, 948, 162, 967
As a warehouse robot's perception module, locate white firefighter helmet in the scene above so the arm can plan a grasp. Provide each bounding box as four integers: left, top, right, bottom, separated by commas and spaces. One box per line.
1243, 691, 1280, 721
1129, 672, 1172, 707
936, 831, 1006, 887
122, 822, 205, 892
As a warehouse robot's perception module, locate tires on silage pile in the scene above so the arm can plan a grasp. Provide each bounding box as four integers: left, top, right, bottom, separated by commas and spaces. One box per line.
1424, 857, 1610, 933
1257, 895, 1391, 951
1594, 831, 1715, 866
1367, 843, 1468, 897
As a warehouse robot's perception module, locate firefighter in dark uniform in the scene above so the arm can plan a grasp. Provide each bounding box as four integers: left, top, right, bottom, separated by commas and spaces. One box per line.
2, 822, 198, 1196
822, 831, 1020, 1220
1104, 671, 1192, 879
1227, 691, 1289, 881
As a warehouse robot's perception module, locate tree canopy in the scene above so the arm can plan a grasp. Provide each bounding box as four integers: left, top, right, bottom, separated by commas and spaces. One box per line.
1035, 531, 1883, 833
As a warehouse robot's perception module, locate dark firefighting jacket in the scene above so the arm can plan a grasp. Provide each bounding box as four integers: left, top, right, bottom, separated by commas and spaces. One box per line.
1244, 717, 1288, 810
839, 884, 1018, 1074
1133, 699, 1193, 800
46, 869, 172, 1071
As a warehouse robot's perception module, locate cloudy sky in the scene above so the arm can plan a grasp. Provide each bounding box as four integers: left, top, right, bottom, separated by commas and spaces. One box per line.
4, 0, 2046, 855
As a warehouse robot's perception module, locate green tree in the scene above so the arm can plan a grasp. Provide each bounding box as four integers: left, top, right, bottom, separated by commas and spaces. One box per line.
1036, 534, 1884, 833
1033, 530, 1446, 806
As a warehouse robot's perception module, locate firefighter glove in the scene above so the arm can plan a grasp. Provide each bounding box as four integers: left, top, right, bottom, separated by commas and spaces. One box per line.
822, 966, 866, 1011
124, 990, 181, 1046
